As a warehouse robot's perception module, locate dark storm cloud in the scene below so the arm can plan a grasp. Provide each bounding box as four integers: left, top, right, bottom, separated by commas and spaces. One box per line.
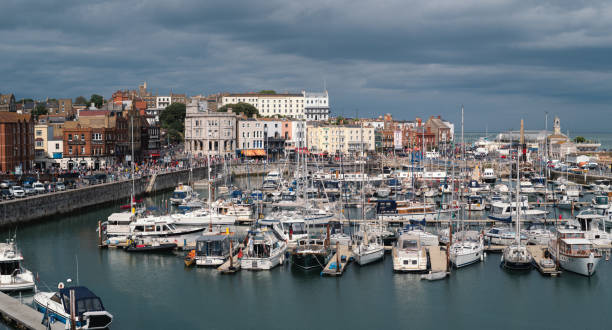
1, 0, 612, 130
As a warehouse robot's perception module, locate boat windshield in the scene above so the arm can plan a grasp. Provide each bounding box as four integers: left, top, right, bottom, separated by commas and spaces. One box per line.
0, 261, 20, 275
595, 196, 608, 205
400, 239, 418, 249
172, 192, 187, 199
283, 222, 306, 235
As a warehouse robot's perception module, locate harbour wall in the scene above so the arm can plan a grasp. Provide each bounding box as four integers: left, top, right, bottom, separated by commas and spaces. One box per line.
0, 163, 290, 227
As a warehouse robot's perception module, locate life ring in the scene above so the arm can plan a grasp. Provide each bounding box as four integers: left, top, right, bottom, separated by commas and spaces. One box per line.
58, 282, 65, 289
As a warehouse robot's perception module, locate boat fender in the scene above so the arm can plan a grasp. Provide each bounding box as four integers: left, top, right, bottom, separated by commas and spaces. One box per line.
58, 282, 64, 289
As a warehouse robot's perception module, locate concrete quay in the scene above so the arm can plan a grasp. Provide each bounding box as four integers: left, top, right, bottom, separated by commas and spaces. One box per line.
0, 291, 62, 330
0, 163, 287, 227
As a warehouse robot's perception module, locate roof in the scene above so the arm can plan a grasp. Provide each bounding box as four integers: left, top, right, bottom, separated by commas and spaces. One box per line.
196, 234, 228, 242
227, 93, 303, 97
0, 112, 31, 122
79, 110, 111, 116
107, 212, 135, 222
561, 238, 592, 245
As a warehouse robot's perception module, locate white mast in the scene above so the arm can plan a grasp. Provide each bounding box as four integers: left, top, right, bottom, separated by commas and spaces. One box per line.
516, 146, 521, 245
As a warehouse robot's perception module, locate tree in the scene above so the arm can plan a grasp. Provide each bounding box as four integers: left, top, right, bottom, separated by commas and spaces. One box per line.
90, 94, 104, 108
160, 103, 186, 143
75, 96, 88, 105
32, 103, 48, 118
258, 90, 276, 94
218, 102, 259, 118
573, 136, 587, 143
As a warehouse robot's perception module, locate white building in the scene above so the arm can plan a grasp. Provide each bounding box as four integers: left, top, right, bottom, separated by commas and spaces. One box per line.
304, 91, 330, 121
221, 90, 329, 120
184, 100, 237, 158
237, 118, 266, 157
156, 96, 171, 109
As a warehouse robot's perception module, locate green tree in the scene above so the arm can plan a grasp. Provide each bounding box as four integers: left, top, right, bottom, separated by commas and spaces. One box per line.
573, 136, 586, 143
32, 103, 48, 118
90, 94, 104, 108
160, 103, 186, 143
258, 90, 276, 94
218, 102, 259, 117
75, 96, 88, 105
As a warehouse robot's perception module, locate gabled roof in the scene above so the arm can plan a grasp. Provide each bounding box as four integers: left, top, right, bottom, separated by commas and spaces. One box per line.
0, 112, 31, 122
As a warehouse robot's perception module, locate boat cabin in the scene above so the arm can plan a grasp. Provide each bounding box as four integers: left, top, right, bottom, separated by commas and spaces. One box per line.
196, 235, 230, 258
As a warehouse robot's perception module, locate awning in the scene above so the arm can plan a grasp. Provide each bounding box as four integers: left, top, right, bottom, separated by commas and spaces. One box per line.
241, 149, 266, 157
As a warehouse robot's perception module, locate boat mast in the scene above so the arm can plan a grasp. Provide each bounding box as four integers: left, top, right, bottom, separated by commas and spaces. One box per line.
208, 153, 212, 232
130, 112, 135, 214
516, 145, 521, 246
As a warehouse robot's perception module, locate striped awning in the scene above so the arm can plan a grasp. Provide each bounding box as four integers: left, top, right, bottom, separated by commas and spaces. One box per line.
241, 149, 266, 157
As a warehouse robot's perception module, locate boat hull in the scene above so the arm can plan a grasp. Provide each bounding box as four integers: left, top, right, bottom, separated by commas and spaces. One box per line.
553, 253, 601, 276
291, 252, 331, 270
354, 246, 384, 266
450, 250, 482, 268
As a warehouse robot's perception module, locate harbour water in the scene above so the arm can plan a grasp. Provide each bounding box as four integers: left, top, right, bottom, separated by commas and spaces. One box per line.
5, 181, 611, 330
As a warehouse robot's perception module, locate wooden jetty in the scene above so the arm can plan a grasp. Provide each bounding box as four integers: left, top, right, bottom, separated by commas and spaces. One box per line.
527, 245, 561, 277
0, 291, 63, 330
321, 244, 352, 277
426, 246, 448, 273
218, 244, 243, 274
484, 245, 506, 253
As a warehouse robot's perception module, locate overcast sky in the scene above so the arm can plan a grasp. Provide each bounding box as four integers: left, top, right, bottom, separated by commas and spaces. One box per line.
1, 0, 611, 131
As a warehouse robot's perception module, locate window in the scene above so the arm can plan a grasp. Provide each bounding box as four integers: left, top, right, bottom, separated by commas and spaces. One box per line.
81, 134, 85, 141
55, 143, 59, 149
35, 141, 43, 147
81, 147, 85, 154
68, 134, 72, 141
69, 146, 73, 154
36, 130, 42, 136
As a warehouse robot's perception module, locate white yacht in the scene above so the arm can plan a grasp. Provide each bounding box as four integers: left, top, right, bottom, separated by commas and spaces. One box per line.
170, 183, 196, 205
527, 225, 554, 245
392, 233, 427, 273
242, 226, 287, 270
352, 227, 384, 266
101, 212, 136, 243
548, 228, 602, 276
519, 180, 535, 194
484, 227, 527, 246
399, 227, 439, 246
171, 208, 236, 227
129, 216, 205, 238
482, 168, 497, 184
488, 199, 548, 222
466, 195, 486, 211
450, 237, 484, 268
0, 239, 35, 292
574, 212, 611, 246
262, 171, 282, 191
34, 284, 113, 329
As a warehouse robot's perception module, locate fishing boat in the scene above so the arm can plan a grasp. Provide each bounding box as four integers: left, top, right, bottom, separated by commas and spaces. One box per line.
195, 233, 232, 266
291, 237, 332, 271
0, 238, 35, 292
242, 226, 287, 270
34, 284, 113, 329
548, 228, 602, 276
392, 233, 427, 273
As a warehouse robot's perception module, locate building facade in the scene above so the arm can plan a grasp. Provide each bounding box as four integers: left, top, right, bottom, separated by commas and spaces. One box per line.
0, 94, 16, 112
0, 113, 34, 173
237, 118, 265, 157
307, 123, 375, 155
184, 101, 237, 158
221, 90, 329, 120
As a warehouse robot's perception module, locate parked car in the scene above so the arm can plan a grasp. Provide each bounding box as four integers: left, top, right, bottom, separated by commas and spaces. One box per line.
82, 176, 98, 185
55, 182, 66, 191
0, 180, 11, 189
10, 186, 25, 198
22, 184, 36, 196
1, 189, 13, 200
94, 174, 108, 183
33, 181, 46, 194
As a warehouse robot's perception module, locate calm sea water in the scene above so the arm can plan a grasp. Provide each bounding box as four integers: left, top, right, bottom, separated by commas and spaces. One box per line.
5, 180, 611, 330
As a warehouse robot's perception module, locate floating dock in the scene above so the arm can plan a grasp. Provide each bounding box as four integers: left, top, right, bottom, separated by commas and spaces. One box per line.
484, 245, 506, 253
527, 245, 561, 277
321, 245, 352, 277
426, 246, 448, 273
217, 249, 243, 274
0, 291, 63, 330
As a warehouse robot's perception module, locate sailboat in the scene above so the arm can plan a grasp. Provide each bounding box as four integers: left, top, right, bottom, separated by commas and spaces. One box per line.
501, 149, 532, 271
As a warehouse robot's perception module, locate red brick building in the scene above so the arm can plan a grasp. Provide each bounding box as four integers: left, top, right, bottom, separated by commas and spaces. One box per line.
0, 113, 34, 173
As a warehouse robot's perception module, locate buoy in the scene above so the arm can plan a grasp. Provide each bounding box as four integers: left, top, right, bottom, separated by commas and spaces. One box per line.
58, 282, 65, 289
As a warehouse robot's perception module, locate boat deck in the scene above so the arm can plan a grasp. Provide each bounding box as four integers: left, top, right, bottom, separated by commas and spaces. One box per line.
526, 245, 562, 277
321, 245, 352, 277
426, 246, 448, 273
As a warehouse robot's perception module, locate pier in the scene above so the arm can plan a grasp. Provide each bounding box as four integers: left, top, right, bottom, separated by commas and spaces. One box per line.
426, 245, 448, 273
321, 244, 352, 277
526, 245, 561, 277
0, 292, 62, 330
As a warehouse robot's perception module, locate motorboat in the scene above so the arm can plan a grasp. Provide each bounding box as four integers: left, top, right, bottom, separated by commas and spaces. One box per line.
487, 199, 548, 222
375, 200, 457, 221
494, 184, 509, 194
482, 168, 497, 184
34, 284, 113, 329
466, 195, 486, 212
128, 216, 205, 238
574, 212, 612, 246
0, 239, 35, 292
170, 183, 196, 205
467, 180, 483, 194
171, 208, 237, 227
125, 238, 177, 252
101, 212, 136, 243
591, 194, 610, 210
520, 180, 535, 194
398, 226, 439, 246
241, 225, 287, 270
195, 233, 233, 267
548, 228, 602, 276
527, 225, 554, 245
392, 233, 427, 273
565, 183, 582, 198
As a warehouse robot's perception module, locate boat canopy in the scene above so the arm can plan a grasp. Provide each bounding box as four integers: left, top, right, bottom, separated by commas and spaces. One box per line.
59, 286, 105, 317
